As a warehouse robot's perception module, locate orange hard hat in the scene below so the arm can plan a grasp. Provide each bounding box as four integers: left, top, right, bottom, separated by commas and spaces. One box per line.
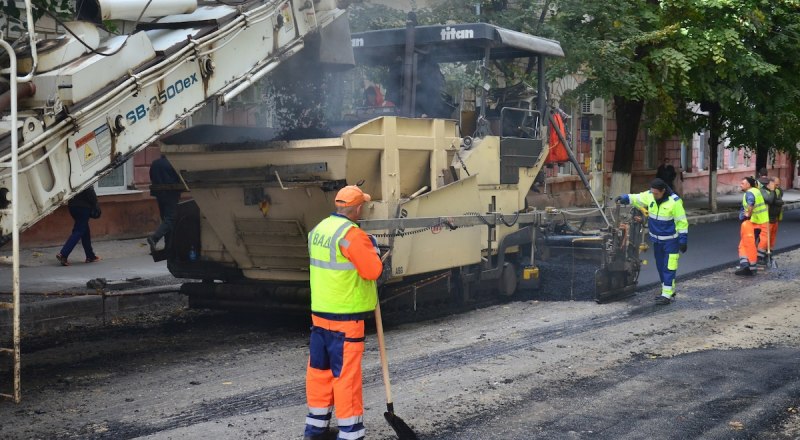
335, 185, 371, 207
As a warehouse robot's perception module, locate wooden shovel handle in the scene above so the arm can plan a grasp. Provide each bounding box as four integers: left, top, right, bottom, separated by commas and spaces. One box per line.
374, 301, 393, 406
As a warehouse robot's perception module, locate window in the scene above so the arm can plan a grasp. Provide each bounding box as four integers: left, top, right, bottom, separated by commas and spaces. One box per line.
744, 151, 752, 168
696, 130, 708, 170
680, 140, 690, 172
728, 149, 737, 169
644, 130, 657, 169
97, 160, 134, 193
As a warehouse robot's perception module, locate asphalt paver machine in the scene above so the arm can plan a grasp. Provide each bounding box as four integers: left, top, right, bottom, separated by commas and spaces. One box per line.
159, 20, 645, 313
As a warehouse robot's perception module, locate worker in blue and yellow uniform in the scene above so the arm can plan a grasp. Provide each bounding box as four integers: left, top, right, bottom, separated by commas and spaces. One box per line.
303, 185, 383, 440
616, 178, 688, 305
736, 176, 769, 276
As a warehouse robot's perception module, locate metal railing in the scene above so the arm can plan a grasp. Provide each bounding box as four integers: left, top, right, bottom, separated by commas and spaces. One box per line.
0, 37, 22, 403
0, 0, 37, 403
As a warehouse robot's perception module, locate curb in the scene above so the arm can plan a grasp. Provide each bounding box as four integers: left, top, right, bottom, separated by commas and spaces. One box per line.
687, 200, 800, 225
0, 289, 185, 336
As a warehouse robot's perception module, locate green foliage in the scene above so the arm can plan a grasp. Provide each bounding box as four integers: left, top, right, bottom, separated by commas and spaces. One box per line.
547, 0, 800, 158
550, 0, 672, 104
347, 3, 406, 33
2, 0, 72, 30
660, 0, 800, 156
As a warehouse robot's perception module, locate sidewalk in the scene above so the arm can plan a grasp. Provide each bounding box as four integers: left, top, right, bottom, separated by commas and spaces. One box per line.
0, 238, 171, 292
682, 188, 800, 224
0, 238, 181, 335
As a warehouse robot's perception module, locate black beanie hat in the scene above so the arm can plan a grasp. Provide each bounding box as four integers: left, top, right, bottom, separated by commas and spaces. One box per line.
650, 178, 668, 190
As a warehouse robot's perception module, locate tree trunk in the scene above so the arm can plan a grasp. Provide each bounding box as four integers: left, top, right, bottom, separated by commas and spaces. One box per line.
705, 102, 722, 213
755, 143, 769, 175
610, 96, 644, 197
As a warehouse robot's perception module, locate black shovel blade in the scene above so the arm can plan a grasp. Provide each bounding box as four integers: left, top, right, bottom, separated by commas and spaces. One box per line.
384, 410, 419, 440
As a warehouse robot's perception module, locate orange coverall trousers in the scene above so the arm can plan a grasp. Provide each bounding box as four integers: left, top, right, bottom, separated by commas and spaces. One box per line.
757, 222, 779, 256
305, 313, 366, 439
739, 220, 767, 269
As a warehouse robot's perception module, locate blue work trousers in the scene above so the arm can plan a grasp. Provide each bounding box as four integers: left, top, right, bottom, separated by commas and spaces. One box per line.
59, 206, 96, 260
652, 239, 680, 297
152, 191, 180, 247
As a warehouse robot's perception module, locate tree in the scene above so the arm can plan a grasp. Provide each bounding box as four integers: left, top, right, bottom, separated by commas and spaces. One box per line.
346, 3, 407, 33
721, 2, 800, 170
661, 0, 800, 211
549, 0, 683, 198
2, 0, 76, 32
550, 0, 800, 210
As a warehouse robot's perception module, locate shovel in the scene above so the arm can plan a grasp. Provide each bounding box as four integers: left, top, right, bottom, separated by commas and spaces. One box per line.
766, 224, 778, 269
374, 300, 419, 440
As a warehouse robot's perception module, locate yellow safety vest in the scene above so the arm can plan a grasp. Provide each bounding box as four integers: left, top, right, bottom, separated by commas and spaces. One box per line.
308, 215, 377, 314
744, 188, 769, 224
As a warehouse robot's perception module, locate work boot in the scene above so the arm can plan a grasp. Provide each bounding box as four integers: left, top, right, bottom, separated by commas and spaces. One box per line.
654, 295, 672, 305
654, 292, 676, 300
757, 257, 766, 266
303, 428, 338, 440
734, 266, 754, 276
146, 236, 157, 254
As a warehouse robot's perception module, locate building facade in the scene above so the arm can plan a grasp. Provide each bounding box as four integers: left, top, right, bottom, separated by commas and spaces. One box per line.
12, 2, 797, 248
528, 96, 796, 209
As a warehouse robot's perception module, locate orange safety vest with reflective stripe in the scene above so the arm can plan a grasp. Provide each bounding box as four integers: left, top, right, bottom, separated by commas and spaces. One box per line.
308, 215, 377, 314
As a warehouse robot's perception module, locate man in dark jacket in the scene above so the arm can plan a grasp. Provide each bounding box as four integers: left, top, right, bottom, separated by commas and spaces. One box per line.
758, 176, 784, 264
148, 154, 182, 253
655, 158, 677, 191
56, 187, 100, 266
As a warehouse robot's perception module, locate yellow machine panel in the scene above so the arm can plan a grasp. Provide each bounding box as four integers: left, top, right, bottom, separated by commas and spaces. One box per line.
389, 176, 483, 277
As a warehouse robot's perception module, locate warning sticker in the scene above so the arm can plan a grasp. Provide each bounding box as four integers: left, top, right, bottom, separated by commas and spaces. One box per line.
84, 144, 95, 162
280, 2, 295, 32
74, 124, 111, 171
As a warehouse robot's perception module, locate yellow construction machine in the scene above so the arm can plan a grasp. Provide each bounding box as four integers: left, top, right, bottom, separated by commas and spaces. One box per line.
158, 19, 645, 313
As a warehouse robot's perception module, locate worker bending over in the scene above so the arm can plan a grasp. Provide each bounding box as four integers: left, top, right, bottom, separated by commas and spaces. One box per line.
736, 177, 768, 276
616, 178, 688, 305
304, 185, 382, 440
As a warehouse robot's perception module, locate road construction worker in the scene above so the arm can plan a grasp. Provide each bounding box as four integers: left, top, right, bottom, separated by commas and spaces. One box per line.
615, 178, 688, 305
736, 176, 769, 276
304, 185, 382, 440
615, 178, 689, 305
758, 176, 784, 263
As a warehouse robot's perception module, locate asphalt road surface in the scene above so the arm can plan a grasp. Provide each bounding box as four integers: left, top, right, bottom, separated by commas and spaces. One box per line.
437, 348, 800, 439
637, 209, 800, 288
3, 246, 799, 439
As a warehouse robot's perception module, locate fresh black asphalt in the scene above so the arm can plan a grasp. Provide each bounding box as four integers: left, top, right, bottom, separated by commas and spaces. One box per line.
637, 210, 800, 288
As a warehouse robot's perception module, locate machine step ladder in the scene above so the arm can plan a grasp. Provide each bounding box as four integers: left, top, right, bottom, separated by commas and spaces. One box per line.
0, 27, 28, 403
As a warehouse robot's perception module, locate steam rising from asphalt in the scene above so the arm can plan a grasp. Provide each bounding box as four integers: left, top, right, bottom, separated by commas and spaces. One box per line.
264, 55, 337, 141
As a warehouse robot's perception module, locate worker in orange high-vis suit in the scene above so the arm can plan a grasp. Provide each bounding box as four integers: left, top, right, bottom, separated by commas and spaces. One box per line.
736, 177, 769, 276
304, 185, 382, 440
